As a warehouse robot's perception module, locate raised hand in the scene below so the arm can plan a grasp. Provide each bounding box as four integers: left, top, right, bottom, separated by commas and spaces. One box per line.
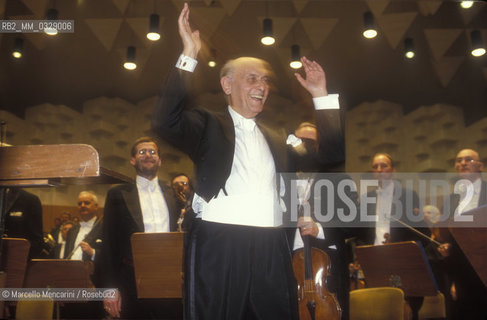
294, 56, 328, 98
178, 3, 201, 58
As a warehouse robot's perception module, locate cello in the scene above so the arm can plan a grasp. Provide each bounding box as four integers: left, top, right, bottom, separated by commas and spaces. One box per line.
292, 230, 341, 320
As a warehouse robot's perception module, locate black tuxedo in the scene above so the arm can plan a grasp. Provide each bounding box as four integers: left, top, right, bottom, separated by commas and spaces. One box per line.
443, 179, 487, 319
356, 182, 430, 246
3, 188, 43, 259
59, 217, 105, 319
101, 181, 179, 319
152, 70, 343, 203
152, 67, 343, 320
63, 217, 103, 261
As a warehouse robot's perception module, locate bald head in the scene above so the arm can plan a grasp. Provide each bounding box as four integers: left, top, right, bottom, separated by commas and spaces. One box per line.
455, 148, 483, 181
219, 57, 273, 119
77, 191, 98, 221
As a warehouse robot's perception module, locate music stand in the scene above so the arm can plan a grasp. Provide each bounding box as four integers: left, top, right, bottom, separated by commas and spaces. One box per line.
449, 204, 487, 288
1, 238, 30, 288
355, 241, 438, 297
23, 259, 93, 289
131, 232, 184, 298
0, 144, 132, 319
0, 238, 30, 319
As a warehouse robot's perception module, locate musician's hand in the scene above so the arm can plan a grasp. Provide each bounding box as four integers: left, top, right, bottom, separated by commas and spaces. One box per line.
104, 289, 121, 318
79, 241, 94, 257
178, 2, 201, 58
349, 261, 361, 272
438, 243, 451, 257
297, 217, 319, 238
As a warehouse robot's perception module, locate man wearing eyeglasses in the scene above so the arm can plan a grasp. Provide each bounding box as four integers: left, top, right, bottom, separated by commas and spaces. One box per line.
101, 137, 180, 319
438, 148, 487, 319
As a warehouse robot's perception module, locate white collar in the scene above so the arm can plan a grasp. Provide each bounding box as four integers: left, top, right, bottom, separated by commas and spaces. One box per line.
79, 216, 97, 228
136, 175, 159, 192
228, 106, 256, 131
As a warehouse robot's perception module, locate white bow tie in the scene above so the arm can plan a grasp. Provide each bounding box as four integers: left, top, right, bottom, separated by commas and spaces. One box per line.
80, 220, 92, 228
238, 117, 256, 132
139, 178, 158, 192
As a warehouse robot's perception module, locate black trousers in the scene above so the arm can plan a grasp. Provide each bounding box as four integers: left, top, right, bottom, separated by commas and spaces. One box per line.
185, 219, 299, 320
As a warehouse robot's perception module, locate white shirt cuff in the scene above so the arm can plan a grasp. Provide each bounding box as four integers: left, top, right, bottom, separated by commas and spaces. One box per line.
316, 222, 325, 239
176, 54, 198, 72
313, 94, 340, 110
286, 134, 302, 147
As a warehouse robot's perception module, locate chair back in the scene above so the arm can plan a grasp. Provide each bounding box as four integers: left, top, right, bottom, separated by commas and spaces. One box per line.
350, 287, 404, 320
16, 299, 54, 320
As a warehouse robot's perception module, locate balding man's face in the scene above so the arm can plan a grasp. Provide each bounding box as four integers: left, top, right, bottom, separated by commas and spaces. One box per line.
77, 193, 98, 221
372, 154, 394, 181
455, 149, 483, 180
221, 59, 270, 119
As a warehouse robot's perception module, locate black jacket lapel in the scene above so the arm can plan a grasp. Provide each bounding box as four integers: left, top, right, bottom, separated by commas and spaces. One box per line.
121, 185, 145, 232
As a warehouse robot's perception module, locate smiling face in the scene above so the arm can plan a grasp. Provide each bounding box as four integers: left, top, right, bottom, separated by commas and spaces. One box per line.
130, 141, 161, 180
220, 58, 271, 119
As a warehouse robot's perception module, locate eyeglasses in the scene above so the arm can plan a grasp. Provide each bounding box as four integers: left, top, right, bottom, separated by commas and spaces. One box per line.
138, 149, 157, 156
456, 157, 477, 164
173, 181, 188, 186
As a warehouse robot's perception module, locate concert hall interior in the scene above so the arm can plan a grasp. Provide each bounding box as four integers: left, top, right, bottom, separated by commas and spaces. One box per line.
0, 1, 486, 319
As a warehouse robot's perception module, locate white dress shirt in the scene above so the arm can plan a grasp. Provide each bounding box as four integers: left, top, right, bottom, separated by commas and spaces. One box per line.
70, 216, 97, 260
192, 106, 281, 227
176, 54, 340, 227
374, 180, 395, 245
136, 175, 170, 232
455, 177, 482, 215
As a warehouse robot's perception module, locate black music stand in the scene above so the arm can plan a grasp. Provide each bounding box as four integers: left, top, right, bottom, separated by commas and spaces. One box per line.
449, 204, 487, 288
355, 241, 437, 297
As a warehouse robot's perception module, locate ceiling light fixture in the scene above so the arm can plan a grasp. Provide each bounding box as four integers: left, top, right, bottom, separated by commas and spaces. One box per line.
470, 30, 486, 57
404, 38, 415, 59
12, 38, 23, 59
123, 46, 137, 70
261, 18, 275, 46
208, 48, 217, 67
289, 44, 302, 69
147, 14, 160, 41
45, 8, 58, 36
460, 1, 474, 9
363, 11, 377, 39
